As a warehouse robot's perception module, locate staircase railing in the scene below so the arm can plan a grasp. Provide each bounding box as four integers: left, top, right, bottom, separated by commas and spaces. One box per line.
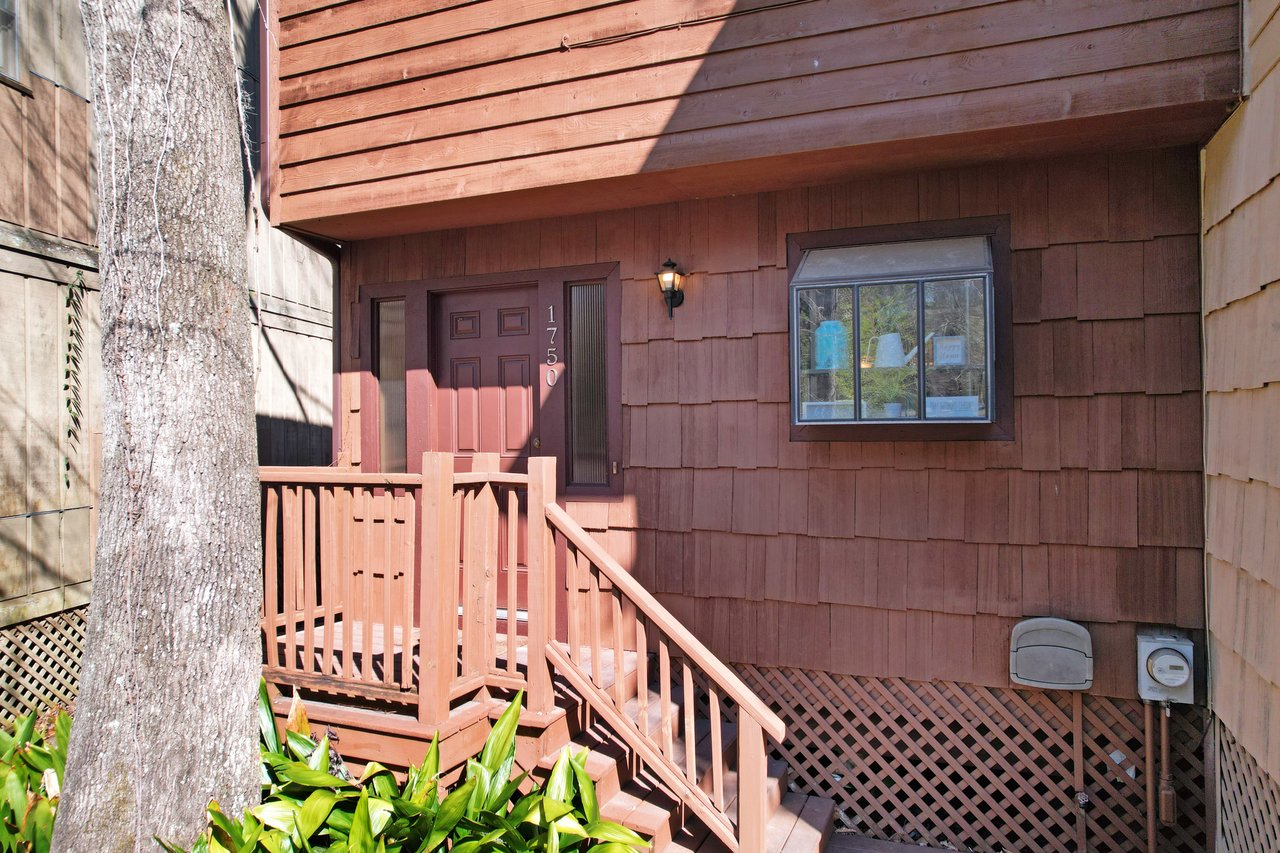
261, 454, 782, 852
543, 502, 786, 853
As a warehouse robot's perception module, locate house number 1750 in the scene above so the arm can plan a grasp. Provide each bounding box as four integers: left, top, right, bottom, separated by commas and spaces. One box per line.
545, 305, 559, 386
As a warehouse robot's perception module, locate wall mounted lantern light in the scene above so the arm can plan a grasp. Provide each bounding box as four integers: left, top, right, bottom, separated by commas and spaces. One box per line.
655, 259, 685, 318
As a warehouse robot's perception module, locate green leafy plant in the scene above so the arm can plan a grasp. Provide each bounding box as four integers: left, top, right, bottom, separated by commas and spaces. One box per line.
163, 684, 647, 853
0, 709, 71, 853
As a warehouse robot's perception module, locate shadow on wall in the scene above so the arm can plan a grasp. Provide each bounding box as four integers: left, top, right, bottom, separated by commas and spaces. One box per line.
257, 415, 332, 467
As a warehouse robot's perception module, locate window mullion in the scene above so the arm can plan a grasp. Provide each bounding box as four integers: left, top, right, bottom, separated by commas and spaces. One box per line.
916, 279, 926, 421
853, 282, 862, 423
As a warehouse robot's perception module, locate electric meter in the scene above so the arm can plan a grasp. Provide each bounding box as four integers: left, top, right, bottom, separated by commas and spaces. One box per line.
1137, 631, 1195, 704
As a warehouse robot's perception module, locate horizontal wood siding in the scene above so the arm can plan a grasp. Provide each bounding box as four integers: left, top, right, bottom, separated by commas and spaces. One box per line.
270, 0, 1238, 236
1202, 0, 1280, 789
338, 148, 1205, 700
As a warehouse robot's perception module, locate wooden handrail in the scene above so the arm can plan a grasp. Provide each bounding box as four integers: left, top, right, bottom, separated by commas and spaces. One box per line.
543, 502, 786, 743
259, 466, 421, 486
452, 471, 529, 485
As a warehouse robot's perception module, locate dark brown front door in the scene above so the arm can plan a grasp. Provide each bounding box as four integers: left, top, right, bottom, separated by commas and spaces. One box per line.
432, 285, 539, 619
432, 285, 539, 473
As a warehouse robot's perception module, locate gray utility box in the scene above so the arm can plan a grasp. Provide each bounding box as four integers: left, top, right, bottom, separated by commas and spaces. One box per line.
1136, 630, 1195, 704
1009, 618, 1094, 690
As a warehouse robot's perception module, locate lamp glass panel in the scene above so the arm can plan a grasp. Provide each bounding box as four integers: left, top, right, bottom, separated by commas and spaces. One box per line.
858, 281, 920, 420
795, 285, 857, 422
374, 299, 407, 473
923, 277, 988, 420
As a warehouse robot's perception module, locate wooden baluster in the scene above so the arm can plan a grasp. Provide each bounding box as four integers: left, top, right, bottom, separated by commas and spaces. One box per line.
737, 715, 767, 853
709, 687, 724, 811
611, 588, 626, 708
400, 490, 416, 689
461, 453, 499, 676
420, 452, 457, 725
320, 487, 336, 677
576, 548, 591, 666
382, 490, 396, 686
340, 486, 355, 681
526, 456, 557, 714
360, 487, 375, 685
683, 663, 696, 785
588, 570, 603, 690
302, 486, 317, 674
282, 486, 298, 671
635, 615, 649, 737
263, 486, 279, 668
659, 640, 673, 758
564, 541, 579, 662
505, 487, 518, 675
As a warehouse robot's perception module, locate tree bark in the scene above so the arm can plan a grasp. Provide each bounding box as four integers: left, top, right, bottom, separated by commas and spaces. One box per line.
54, 1, 261, 850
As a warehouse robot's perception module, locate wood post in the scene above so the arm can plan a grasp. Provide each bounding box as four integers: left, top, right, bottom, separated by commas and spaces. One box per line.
737, 715, 767, 853
462, 453, 499, 677
526, 455, 557, 715
419, 452, 456, 726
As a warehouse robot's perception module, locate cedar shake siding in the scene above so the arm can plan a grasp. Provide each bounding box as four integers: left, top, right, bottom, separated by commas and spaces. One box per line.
337, 149, 1205, 702
1202, 0, 1280, 822
267, 0, 1238, 238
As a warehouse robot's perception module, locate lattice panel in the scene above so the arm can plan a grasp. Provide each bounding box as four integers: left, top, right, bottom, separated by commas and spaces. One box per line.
0, 607, 87, 721
738, 665, 1208, 852
1217, 720, 1280, 853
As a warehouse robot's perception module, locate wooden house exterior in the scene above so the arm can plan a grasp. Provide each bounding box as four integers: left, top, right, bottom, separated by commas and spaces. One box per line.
1200, 0, 1280, 849
0, 0, 338, 716
256, 1, 1269, 851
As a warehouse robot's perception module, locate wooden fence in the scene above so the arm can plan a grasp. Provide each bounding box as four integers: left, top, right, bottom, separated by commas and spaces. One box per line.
260, 453, 782, 853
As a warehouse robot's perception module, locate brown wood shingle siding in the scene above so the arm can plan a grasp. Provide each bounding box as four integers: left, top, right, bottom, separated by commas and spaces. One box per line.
270, 0, 1238, 237
1202, 0, 1280, 787
338, 149, 1205, 701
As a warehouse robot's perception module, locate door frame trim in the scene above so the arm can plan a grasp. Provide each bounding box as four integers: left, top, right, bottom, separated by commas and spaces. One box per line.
357, 262, 623, 497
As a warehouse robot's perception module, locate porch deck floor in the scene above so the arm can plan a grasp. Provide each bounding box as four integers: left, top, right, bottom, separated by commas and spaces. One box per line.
268, 619, 638, 700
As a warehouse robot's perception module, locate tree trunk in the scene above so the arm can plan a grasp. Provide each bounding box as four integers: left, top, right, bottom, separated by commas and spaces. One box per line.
54, 2, 261, 850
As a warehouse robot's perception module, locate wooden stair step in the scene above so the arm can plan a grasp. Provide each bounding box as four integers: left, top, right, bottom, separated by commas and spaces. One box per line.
599, 773, 682, 851
562, 644, 640, 695
680, 792, 835, 853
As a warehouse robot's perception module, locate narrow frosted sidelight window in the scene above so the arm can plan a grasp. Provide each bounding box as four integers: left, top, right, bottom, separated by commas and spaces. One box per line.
0, 0, 18, 81
568, 282, 607, 485
374, 299, 407, 473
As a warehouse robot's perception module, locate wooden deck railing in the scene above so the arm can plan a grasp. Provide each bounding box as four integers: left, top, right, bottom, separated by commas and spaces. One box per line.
543, 502, 786, 853
260, 453, 781, 852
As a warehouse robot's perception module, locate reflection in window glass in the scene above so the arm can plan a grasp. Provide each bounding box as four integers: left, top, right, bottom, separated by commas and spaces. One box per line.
0, 0, 17, 81
568, 282, 608, 485
858, 282, 920, 420
375, 300, 407, 473
796, 285, 856, 422
924, 278, 988, 419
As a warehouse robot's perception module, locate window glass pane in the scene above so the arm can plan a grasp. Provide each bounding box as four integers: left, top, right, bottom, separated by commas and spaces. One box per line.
924, 277, 988, 419
859, 282, 920, 419
375, 300, 407, 473
0, 0, 17, 81
796, 285, 856, 421
568, 282, 607, 485
794, 236, 990, 283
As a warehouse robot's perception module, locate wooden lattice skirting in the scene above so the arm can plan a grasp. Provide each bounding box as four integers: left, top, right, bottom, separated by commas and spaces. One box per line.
1215, 718, 1280, 853
737, 664, 1208, 852
0, 606, 88, 721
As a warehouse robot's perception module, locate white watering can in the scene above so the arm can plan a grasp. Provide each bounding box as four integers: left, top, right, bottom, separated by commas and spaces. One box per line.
866, 332, 920, 368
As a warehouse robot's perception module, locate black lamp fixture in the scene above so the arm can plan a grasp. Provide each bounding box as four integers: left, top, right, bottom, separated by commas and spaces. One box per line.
655, 258, 686, 318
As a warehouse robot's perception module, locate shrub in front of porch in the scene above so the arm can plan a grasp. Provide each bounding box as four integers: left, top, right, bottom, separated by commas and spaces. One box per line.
161, 686, 647, 853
